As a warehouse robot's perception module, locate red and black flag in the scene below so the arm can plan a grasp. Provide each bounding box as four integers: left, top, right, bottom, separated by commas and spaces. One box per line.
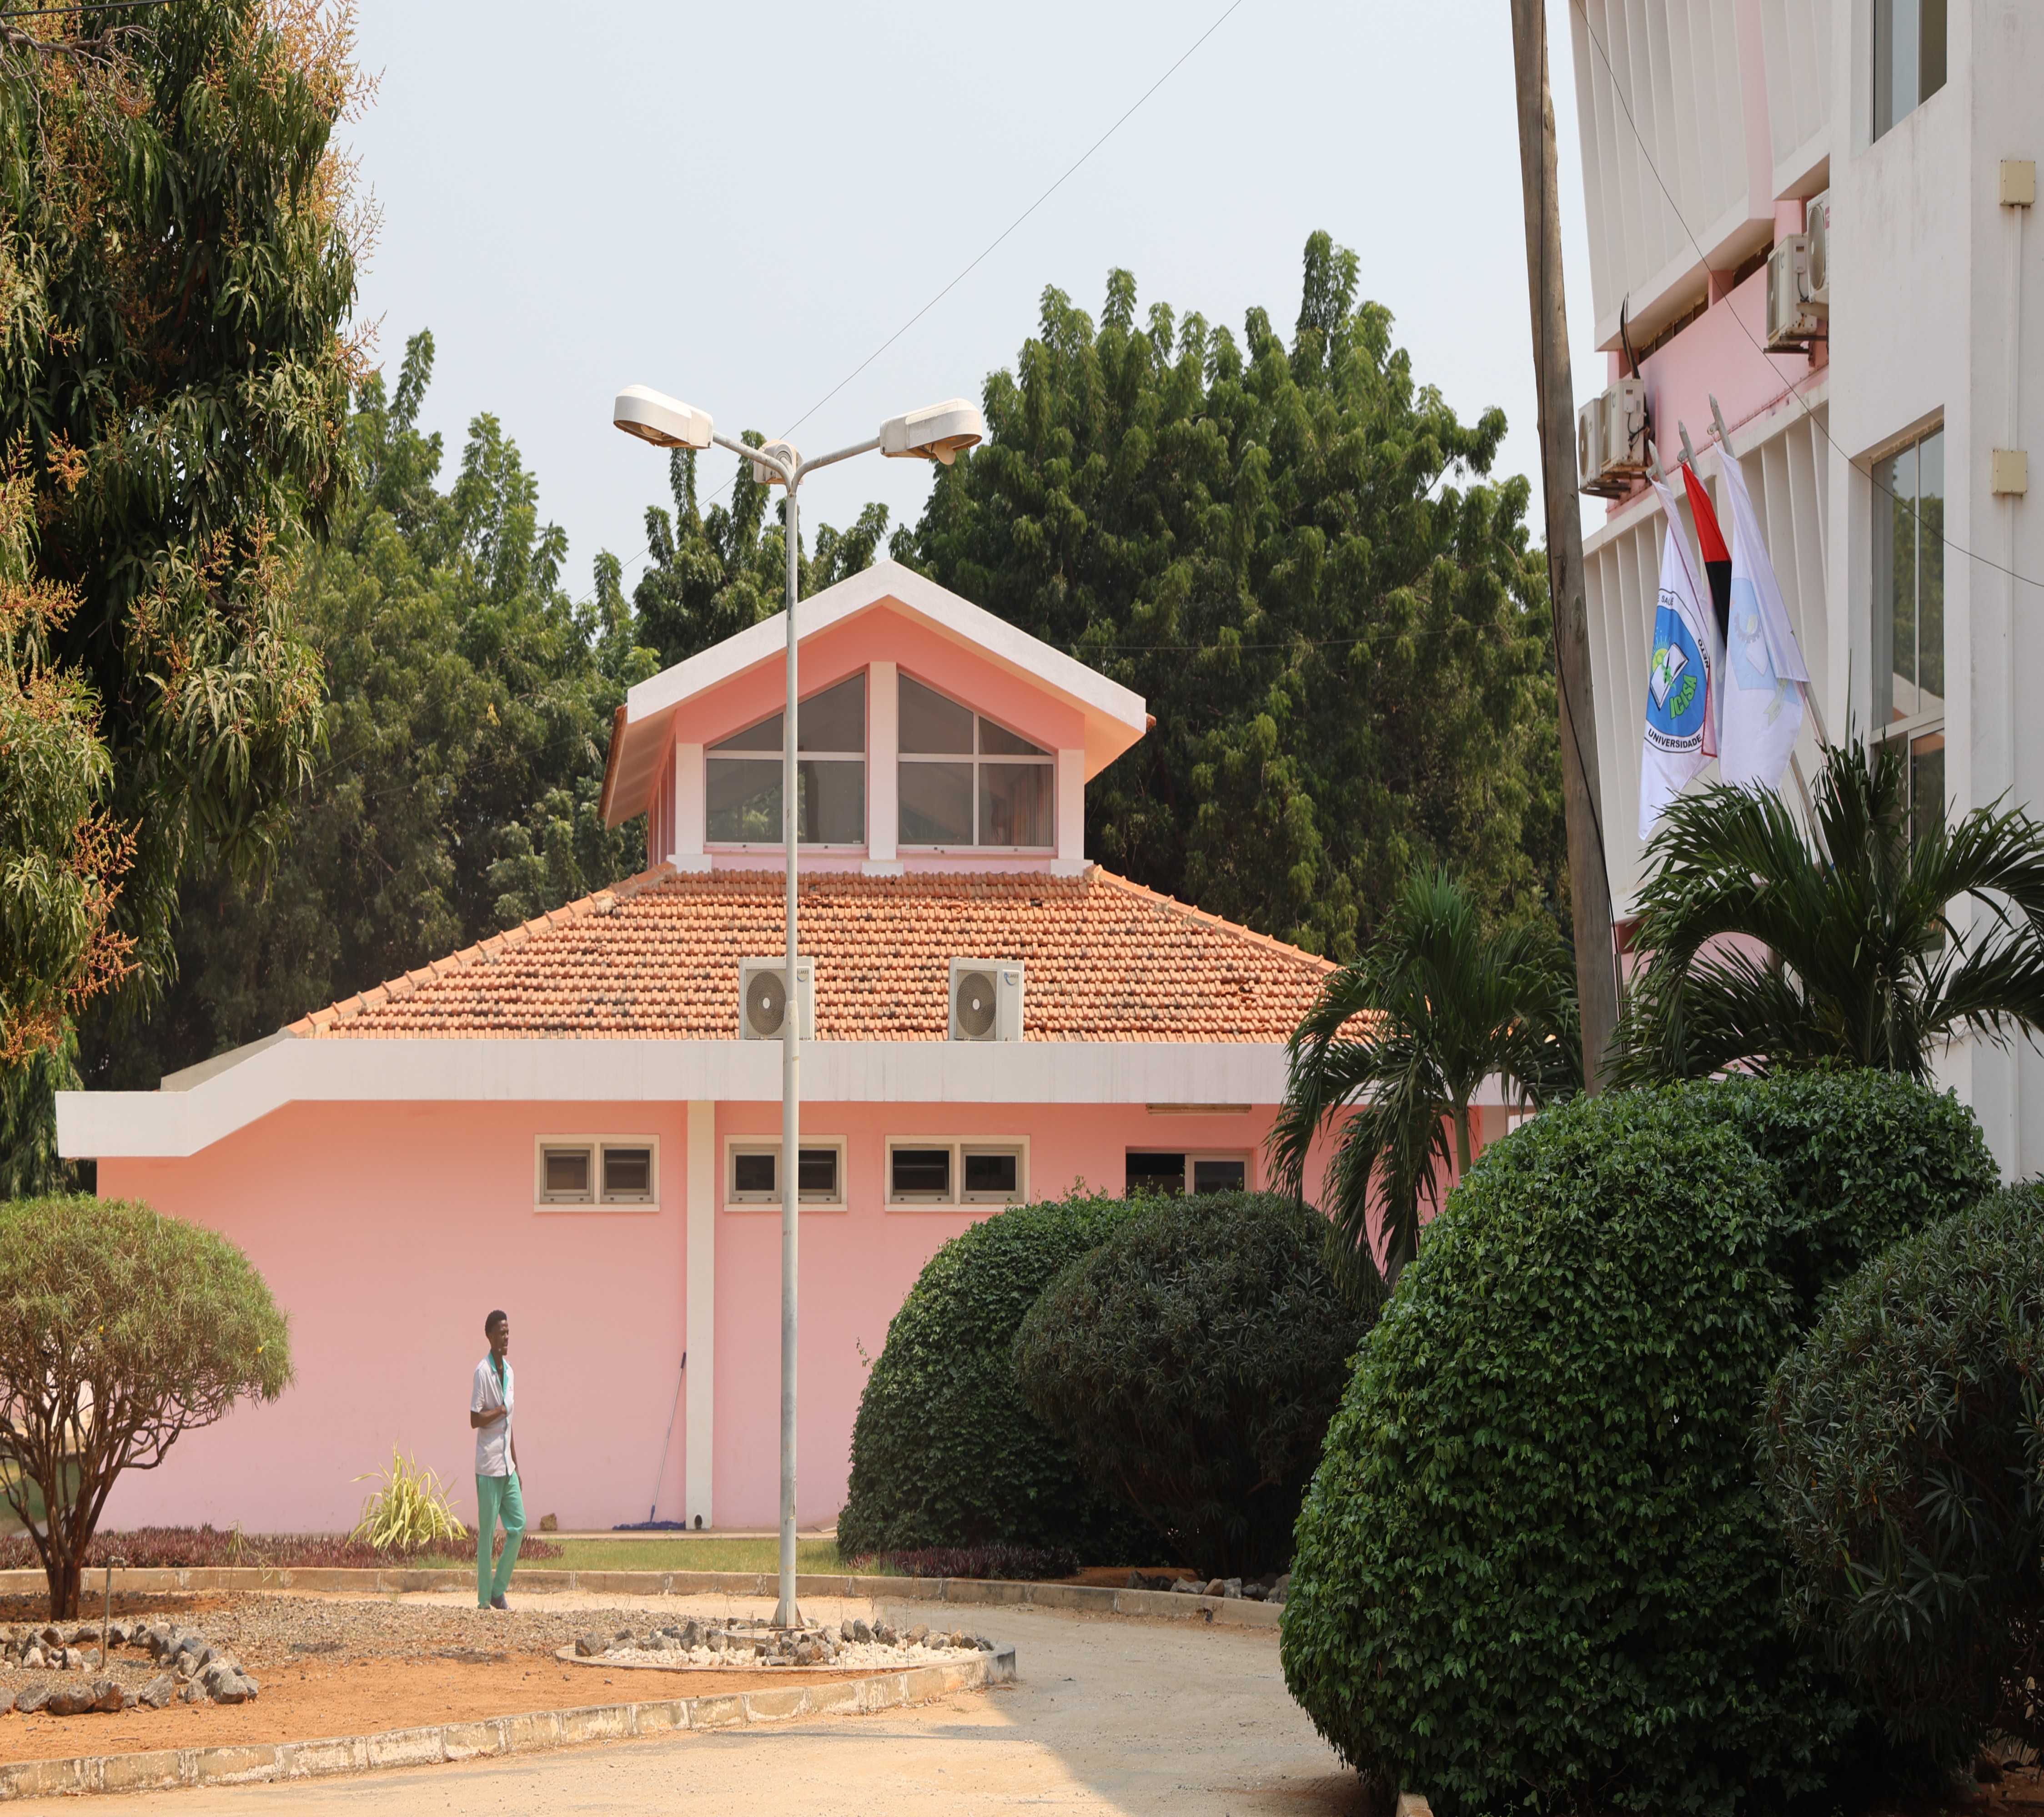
1680, 462, 1733, 648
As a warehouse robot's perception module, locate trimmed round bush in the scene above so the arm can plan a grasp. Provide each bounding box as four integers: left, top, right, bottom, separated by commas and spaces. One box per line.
838, 1194, 1150, 1560
1013, 1191, 1367, 1580
1698, 1067, 1998, 1319
1281, 1089, 1860, 1815
1762, 1184, 2044, 1774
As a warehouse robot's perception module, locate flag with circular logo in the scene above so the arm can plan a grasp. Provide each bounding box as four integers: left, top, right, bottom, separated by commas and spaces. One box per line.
1639, 479, 1722, 841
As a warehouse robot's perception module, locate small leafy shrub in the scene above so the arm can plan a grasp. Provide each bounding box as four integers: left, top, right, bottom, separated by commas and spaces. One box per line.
1282, 1089, 1861, 1816
854, 1543, 1079, 1581
1762, 1184, 2044, 1774
1013, 1192, 1366, 1580
352, 1447, 467, 1553
838, 1194, 1150, 1560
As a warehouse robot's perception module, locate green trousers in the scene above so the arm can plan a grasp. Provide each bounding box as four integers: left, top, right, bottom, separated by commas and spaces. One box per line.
475, 1471, 525, 1606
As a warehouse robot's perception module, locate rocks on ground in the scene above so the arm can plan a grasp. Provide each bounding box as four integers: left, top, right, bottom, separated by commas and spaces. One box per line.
578, 1616, 995, 1672
1163, 1571, 1288, 1603
0, 1616, 258, 1715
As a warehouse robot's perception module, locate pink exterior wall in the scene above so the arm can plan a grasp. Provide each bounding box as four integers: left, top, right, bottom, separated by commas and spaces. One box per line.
97, 1096, 1326, 1535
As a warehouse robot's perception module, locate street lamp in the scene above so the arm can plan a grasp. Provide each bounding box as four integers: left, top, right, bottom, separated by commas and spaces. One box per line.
612, 384, 984, 1627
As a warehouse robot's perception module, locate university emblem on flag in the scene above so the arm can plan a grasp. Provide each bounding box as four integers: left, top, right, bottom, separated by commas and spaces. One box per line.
1645, 589, 1708, 751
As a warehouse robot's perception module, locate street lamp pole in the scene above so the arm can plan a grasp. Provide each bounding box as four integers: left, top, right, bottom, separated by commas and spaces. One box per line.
613, 389, 984, 1630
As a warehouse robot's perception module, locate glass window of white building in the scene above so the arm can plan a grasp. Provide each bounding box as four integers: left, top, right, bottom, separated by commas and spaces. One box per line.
1872, 425, 1945, 842
1873, 0, 1946, 140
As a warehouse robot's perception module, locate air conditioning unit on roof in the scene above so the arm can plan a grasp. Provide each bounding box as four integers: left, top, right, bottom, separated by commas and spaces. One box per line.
738, 957, 815, 1040
949, 959, 1024, 1042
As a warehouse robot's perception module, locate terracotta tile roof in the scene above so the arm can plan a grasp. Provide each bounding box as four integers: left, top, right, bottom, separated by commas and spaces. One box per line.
288, 866, 1336, 1043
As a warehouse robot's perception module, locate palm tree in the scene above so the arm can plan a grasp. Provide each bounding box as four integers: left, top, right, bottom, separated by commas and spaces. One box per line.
1268, 868, 1578, 1296
1616, 734, 2044, 1082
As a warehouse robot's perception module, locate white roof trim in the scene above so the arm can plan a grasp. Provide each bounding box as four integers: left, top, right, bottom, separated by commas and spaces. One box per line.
60, 1039, 1298, 1160
604, 561, 1146, 823
57, 1036, 1531, 1160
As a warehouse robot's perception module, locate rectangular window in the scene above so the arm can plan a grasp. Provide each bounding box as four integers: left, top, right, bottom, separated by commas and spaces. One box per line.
726, 1140, 844, 1207
537, 1138, 659, 1208
603, 1147, 653, 1203
889, 1146, 953, 1203
1873, 0, 1946, 140
542, 1145, 593, 1203
1907, 728, 1946, 849
1126, 1152, 1252, 1197
1873, 426, 1944, 726
708, 674, 865, 846
896, 674, 1054, 850
961, 1146, 1024, 1205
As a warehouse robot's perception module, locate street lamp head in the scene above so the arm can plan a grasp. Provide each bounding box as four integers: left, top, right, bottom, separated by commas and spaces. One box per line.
748, 439, 799, 487
613, 385, 714, 451
879, 398, 986, 467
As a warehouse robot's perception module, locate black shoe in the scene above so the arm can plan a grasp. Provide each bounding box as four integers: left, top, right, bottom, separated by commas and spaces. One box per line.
490, 1594, 509, 1611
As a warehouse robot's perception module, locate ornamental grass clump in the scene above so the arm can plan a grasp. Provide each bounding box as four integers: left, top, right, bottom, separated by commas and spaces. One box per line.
1013, 1192, 1366, 1580
1281, 1089, 1861, 1815
838, 1194, 1150, 1560
352, 1447, 467, 1554
1761, 1185, 2044, 1776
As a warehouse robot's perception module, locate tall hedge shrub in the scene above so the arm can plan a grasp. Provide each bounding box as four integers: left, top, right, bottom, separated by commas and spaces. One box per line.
1761, 1185, 2044, 1773
838, 1195, 1149, 1560
1281, 1089, 1858, 1815
1014, 1192, 1366, 1580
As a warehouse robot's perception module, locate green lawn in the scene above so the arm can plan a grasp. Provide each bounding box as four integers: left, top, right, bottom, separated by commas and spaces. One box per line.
414, 1537, 849, 1575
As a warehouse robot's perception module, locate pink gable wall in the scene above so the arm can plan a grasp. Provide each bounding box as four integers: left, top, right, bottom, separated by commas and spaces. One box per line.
97, 1097, 1324, 1536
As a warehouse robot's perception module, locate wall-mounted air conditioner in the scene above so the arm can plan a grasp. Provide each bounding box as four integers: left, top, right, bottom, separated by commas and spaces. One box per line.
1578, 378, 1648, 498
1577, 393, 1610, 494
738, 957, 815, 1040
1804, 191, 1829, 307
1766, 216, 1827, 351
948, 959, 1024, 1042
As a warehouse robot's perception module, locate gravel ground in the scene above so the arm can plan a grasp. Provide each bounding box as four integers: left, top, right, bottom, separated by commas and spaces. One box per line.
1, 1595, 994, 1702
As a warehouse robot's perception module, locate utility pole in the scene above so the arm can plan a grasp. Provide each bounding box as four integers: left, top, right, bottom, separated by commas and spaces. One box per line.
1511, 0, 1619, 1092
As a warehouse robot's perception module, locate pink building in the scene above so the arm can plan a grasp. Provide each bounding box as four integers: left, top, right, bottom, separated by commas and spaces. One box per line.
58, 562, 1417, 1535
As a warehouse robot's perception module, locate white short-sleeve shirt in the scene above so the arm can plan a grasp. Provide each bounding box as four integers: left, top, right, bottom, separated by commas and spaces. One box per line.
471, 1355, 514, 1477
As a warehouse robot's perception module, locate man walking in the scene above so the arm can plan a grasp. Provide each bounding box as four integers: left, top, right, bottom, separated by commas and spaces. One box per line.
470, 1309, 525, 1611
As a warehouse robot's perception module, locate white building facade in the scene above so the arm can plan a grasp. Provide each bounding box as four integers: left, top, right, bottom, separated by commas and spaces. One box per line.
1567, 0, 2042, 1170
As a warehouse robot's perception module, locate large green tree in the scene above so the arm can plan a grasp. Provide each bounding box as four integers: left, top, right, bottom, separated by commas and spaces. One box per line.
0, 0, 365, 1137
902, 232, 1566, 958
83, 331, 659, 1088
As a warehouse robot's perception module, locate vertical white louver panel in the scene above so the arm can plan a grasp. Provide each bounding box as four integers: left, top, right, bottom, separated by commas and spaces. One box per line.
1759, 0, 1832, 198
1569, 0, 1772, 352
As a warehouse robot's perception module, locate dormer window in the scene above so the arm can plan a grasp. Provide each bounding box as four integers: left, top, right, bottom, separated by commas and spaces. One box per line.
708, 674, 865, 847
898, 674, 1053, 850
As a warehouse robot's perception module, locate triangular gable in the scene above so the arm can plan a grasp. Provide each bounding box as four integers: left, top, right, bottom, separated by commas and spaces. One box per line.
601, 561, 1146, 826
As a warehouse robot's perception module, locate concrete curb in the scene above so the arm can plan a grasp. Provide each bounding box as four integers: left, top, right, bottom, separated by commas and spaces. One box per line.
0, 1568, 1281, 1629
0, 1647, 1016, 1801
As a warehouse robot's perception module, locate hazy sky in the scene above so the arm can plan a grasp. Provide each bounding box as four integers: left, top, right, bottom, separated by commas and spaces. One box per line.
344, 0, 1600, 611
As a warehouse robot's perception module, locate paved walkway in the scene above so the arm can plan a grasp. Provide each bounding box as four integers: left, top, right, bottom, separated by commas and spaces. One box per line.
13, 1602, 1358, 1815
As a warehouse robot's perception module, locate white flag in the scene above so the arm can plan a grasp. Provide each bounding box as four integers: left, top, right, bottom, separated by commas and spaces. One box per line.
1716, 455, 1808, 793
1638, 479, 1720, 841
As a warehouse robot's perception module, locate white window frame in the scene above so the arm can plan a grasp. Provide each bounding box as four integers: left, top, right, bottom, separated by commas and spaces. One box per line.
723, 1135, 847, 1211
534, 1136, 661, 1211
885, 1136, 1031, 1209
896, 673, 1055, 854
1123, 1149, 1254, 1198
705, 673, 868, 853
